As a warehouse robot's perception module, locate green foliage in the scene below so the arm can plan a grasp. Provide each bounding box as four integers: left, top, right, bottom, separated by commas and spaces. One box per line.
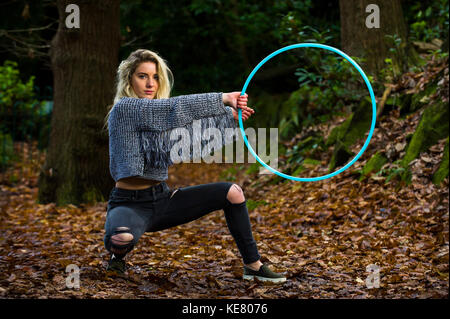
326, 115, 353, 147
0, 60, 35, 106
0, 131, 16, 172
359, 151, 388, 180
275, 27, 369, 141
325, 97, 372, 171
379, 33, 427, 83
382, 34, 406, 81
279, 90, 305, 140
120, 0, 319, 95
245, 162, 261, 175
342, 99, 373, 146
286, 134, 325, 165
246, 199, 269, 211
219, 165, 238, 181
282, 132, 325, 177
276, 2, 339, 46
120, 0, 341, 96
408, 81, 437, 114
375, 162, 412, 185
385, 167, 410, 184
432, 137, 449, 185
0, 60, 50, 145
291, 157, 321, 176
379, 57, 396, 84
285, 143, 304, 166
276, 26, 374, 172
401, 100, 449, 167
406, 0, 449, 43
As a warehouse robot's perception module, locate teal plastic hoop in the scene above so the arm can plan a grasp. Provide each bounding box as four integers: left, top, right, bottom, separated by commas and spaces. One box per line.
239, 43, 377, 181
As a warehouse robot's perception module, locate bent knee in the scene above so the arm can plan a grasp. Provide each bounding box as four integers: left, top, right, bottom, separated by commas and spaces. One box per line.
226, 183, 245, 204
111, 232, 134, 244
110, 227, 134, 254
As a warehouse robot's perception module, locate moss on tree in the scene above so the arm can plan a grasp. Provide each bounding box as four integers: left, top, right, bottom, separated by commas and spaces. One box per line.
327, 98, 373, 171
410, 84, 437, 114
432, 137, 449, 185
326, 114, 352, 147
360, 151, 388, 180
329, 140, 355, 172
401, 101, 449, 167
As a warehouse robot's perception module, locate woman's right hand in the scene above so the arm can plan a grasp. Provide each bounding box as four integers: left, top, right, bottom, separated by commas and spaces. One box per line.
224, 93, 254, 122
231, 107, 252, 122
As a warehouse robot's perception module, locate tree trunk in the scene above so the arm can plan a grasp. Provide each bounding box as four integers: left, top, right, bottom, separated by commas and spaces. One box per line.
339, 0, 413, 78
38, 0, 120, 206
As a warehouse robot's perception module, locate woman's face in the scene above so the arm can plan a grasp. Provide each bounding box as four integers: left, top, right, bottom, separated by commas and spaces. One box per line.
131, 61, 159, 99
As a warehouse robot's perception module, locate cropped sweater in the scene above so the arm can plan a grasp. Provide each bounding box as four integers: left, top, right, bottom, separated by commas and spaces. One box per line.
108, 92, 238, 182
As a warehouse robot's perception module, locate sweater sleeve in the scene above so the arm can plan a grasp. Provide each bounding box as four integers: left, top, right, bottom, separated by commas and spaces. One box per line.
115, 93, 229, 131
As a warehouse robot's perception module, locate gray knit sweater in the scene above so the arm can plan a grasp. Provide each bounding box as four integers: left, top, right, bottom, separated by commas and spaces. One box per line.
108, 92, 238, 182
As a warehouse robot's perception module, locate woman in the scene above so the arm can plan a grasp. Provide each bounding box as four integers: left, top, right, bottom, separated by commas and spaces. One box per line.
103, 49, 286, 283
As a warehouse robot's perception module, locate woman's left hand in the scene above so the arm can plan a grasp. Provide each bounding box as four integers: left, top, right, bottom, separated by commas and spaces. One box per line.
223, 92, 255, 116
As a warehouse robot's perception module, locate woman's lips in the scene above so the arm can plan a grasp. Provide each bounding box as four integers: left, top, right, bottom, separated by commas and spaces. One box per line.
145, 91, 154, 94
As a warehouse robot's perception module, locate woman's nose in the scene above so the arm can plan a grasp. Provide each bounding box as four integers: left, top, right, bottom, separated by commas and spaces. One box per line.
147, 79, 154, 87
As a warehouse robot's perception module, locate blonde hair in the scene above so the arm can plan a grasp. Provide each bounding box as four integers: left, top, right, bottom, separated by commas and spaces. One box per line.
103, 49, 174, 131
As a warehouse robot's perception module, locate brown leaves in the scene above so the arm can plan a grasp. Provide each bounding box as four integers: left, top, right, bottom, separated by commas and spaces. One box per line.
0, 88, 449, 300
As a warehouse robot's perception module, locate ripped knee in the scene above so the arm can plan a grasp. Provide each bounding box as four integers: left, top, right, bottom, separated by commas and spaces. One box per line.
170, 189, 179, 199
110, 227, 134, 254
226, 184, 245, 204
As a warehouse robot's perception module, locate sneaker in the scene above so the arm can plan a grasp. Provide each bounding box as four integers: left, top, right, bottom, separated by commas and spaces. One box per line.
243, 264, 287, 283
106, 254, 126, 275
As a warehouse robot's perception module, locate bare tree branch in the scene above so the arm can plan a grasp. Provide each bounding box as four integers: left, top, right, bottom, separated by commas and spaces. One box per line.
0, 0, 57, 62
1, 21, 57, 33
2, 32, 51, 49
122, 32, 154, 47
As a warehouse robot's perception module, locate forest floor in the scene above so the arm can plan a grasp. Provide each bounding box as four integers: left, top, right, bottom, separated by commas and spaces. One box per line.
0, 53, 449, 298
0, 105, 448, 299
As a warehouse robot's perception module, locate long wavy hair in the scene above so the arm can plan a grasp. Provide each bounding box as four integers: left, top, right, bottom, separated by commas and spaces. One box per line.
103, 49, 174, 131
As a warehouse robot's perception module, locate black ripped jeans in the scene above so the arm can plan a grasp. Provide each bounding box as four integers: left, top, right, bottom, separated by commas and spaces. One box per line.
104, 181, 261, 265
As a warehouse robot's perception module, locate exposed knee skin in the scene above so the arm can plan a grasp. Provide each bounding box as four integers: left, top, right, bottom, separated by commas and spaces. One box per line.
226, 184, 245, 204
170, 189, 179, 199
110, 227, 134, 254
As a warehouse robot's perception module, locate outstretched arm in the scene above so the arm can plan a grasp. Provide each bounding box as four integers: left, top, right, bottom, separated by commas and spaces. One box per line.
113, 92, 231, 131
113, 92, 255, 131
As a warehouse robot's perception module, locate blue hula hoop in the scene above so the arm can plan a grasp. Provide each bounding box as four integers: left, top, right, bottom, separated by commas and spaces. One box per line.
239, 43, 377, 182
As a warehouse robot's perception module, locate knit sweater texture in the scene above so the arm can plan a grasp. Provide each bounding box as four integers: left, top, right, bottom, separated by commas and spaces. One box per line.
108, 92, 238, 182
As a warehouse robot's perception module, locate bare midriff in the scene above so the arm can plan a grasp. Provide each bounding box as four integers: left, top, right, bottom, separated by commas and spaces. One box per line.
115, 176, 162, 190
